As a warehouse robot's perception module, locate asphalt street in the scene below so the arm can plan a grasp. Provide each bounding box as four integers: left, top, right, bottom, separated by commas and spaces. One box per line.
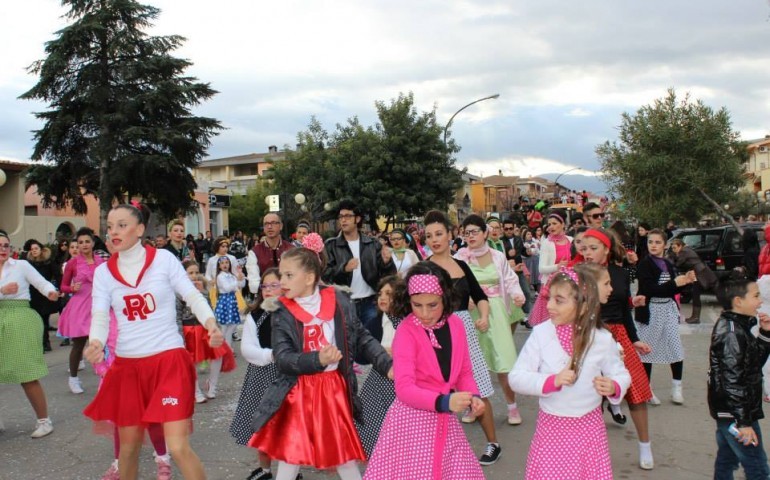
0, 298, 752, 479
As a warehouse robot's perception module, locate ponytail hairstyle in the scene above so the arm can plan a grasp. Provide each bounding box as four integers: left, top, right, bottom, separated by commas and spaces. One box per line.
546, 265, 602, 379
392, 261, 457, 319
300, 232, 327, 273
281, 247, 323, 287
114, 201, 151, 226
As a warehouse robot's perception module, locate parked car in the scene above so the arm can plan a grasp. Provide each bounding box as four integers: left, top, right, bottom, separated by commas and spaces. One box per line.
669, 223, 766, 279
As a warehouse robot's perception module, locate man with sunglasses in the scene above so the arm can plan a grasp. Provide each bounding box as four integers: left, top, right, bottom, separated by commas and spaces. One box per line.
584, 202, 605, 229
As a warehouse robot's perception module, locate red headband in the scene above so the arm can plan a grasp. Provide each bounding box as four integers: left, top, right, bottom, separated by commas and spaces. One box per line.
583, 229, 611, 248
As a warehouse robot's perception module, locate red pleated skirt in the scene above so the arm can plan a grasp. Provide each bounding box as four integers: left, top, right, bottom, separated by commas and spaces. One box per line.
248, 370, 366, 469
606, 323, 653, 405
83, 348, 195, 427
183, 325, 237, 372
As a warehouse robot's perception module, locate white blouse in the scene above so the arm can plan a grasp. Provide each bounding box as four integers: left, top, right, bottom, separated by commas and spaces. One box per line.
0, 259, 57, 301
216, 272, 245, 294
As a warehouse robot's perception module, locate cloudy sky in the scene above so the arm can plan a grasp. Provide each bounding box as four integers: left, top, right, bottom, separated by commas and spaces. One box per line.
2, 0, 770, 194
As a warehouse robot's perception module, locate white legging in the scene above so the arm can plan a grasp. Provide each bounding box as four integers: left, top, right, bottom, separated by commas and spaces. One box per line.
276, 461, 360, 480
219, 323, 238, 349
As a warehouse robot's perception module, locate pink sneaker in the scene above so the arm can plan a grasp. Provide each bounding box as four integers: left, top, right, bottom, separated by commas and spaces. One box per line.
156, 455, 173, 480
507, 406, 522, 425
101, 461, 120, 480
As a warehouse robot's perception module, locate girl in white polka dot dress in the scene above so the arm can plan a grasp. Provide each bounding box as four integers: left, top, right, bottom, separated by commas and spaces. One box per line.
509, 266, 630, 480
364, 262, 485, 480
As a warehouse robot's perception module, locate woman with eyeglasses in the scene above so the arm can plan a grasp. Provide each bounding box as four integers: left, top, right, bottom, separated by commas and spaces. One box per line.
0, 230, 60, 438
456, 214, 527, 426
528, 212, 573, 327
388, 228, 420, 278
205, 236, 239, 284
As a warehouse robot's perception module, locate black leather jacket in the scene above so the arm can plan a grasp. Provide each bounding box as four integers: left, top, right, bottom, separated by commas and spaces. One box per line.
708, 311, 770, 427
251, 286, 392, 433
323, 233, 395, 293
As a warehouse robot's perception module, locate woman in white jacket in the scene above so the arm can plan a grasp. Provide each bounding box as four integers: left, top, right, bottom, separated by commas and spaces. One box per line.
509, 265, 629, 480
528, 212, 573, 327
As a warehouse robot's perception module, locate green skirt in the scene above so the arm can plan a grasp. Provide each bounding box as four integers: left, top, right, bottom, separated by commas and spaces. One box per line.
0, 300, 48, 384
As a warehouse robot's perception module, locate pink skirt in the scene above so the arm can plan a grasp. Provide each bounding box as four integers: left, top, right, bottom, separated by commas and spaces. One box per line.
57, 291, 95, 338
527, 278, 551, 327
526, 406, 613, 480
364, 399, 484, 480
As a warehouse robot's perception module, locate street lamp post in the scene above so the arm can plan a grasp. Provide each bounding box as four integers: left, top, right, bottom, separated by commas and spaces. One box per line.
553, 167, 583, 199
443, 94, 500, 145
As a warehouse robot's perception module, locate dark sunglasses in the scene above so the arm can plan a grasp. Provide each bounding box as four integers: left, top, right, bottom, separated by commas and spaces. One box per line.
589, 213, 605, 220
503, 227, 515, 231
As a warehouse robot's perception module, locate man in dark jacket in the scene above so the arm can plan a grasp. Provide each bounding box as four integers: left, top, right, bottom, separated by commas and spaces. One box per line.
323, 200, 395, 341
708, 274, 770, 479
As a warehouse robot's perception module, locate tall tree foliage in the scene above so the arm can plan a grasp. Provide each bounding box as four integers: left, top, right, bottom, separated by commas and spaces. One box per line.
21, 0, 222, 233
228, 180, 275, 235
597, 89, 747, 226
271, 93, 464, 231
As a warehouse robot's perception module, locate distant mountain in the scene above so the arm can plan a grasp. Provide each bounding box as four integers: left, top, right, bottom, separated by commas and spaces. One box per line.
538, 173, 610, 196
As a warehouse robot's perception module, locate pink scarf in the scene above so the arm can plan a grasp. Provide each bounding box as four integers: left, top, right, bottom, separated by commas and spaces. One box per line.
456, 244, 490, 264
412, 313, 448, 349
548, 233, 567, 243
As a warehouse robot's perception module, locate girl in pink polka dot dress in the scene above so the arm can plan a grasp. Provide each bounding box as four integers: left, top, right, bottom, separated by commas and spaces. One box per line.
509, 266, 630, 480
364, 262, 485, 480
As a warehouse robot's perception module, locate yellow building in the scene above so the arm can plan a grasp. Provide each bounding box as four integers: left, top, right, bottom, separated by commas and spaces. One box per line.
745, 136, 770, 197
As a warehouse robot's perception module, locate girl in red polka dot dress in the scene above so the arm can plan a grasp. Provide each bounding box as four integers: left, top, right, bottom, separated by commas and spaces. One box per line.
364, 262, 485, 480
509, 266, 630, 480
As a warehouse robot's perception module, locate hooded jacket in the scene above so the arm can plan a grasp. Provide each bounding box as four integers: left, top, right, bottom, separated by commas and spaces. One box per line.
251, 286, 392, 433
708, 311, 770, 427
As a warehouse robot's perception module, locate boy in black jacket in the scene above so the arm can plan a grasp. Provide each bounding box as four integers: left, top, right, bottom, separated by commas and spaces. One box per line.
708, 271, 770, 479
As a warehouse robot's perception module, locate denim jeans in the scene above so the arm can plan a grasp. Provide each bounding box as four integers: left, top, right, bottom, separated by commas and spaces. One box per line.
354, 295, 380, 365
715, 419, 770, 480
516, 271, 533, 314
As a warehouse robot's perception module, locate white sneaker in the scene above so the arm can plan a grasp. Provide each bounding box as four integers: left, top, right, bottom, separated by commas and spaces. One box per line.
672, 383, 684, 404
205, 380, 216, 399
78, 360, 85, 371
68, 376, 84, 394
30, 418, 53, 438
647, 387, 661, 405
195, 391, 207, 404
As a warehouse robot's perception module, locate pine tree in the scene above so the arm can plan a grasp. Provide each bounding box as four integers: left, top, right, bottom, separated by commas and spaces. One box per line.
21, 0, 222, 233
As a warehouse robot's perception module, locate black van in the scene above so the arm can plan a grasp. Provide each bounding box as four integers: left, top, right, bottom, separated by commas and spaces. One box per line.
670, 223, 766, 279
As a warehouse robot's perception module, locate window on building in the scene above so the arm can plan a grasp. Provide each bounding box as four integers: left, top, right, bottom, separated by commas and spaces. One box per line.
24, 206, 38, 216
234, 164, 257, 177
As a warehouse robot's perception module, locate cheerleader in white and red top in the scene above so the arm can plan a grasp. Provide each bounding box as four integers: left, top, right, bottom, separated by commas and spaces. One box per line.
83, 204, 223, 480
508, 267, 630, 480
248, 247, 393, 480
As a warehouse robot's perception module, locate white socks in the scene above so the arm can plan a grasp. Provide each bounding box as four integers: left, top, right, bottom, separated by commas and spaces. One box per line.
276, 462, 301, 480
336, 461, 362, 480
277, 461, 360, 480
507, 402, 518, 410
672, 379, 682, 387
639, 441, 653, 462
609, 403, 623, 415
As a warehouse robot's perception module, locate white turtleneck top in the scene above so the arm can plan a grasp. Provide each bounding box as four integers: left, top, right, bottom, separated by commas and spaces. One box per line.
296, 288, 338, 371
90, 241, 215, 357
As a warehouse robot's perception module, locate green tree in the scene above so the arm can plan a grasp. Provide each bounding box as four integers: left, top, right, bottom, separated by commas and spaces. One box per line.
228, 180, 275, 235
272, 93, 464, 231
597, 89, 747, 226
21, 0, 222, 234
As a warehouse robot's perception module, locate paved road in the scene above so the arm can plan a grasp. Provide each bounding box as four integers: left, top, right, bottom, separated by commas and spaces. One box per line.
0, 300, 753, 479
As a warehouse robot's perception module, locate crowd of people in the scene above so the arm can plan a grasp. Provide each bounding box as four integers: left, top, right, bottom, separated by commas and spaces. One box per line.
2, 197, 770, 480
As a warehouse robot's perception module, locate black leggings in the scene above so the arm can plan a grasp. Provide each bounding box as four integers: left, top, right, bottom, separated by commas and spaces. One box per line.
70, 336, 88, 377
643, 361, 683, 381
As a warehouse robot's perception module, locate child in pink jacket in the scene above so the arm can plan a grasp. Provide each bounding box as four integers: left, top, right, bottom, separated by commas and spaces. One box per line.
364, 262, 485, 480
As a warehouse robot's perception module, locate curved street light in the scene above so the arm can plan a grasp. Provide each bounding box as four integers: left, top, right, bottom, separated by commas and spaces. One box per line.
443, 94, 500, 144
